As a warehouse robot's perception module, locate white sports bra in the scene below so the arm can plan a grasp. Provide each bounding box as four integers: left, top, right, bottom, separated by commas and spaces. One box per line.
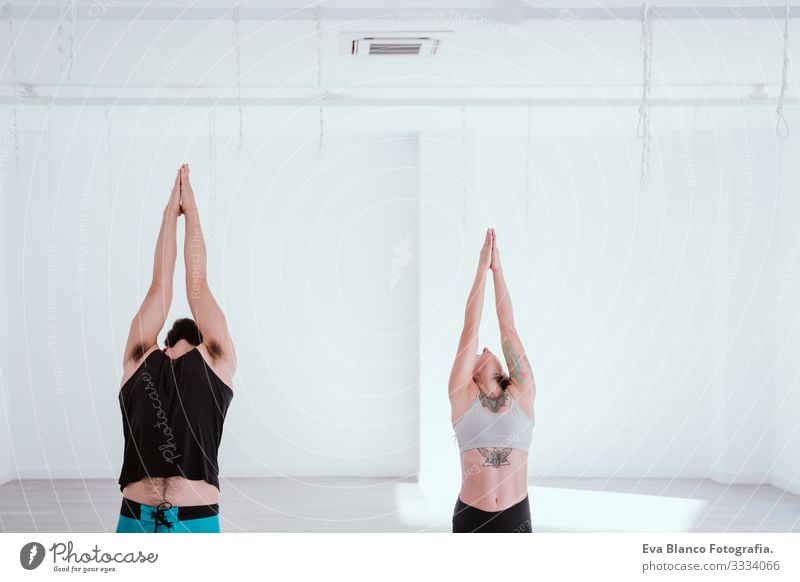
453, 391, 534, 453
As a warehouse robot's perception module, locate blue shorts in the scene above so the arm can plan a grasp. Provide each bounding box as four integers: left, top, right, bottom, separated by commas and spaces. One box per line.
115, 498, 220, 533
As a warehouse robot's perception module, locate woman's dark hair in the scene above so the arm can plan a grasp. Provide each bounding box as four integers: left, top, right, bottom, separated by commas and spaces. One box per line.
164, 318, 203, 348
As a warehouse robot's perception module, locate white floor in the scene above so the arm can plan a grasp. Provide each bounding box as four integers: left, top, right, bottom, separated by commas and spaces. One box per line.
0, 477, 798, 533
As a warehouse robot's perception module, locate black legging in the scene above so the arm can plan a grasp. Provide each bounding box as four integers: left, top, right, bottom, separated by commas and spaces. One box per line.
452, 495, 533, 533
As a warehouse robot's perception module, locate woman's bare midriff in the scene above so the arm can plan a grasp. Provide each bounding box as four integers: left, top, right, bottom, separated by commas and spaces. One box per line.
122, 476, 219, 507
458, 448, 529, 512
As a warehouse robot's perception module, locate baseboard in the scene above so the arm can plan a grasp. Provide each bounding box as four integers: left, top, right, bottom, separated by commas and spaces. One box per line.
14, 467, 416, 481
770, 471, 800, 496
0, 468, 14, 487
708, 469, 769, 485
220, 467, 417, 480
14, 466, 786, 487
16, 467, 115, 480
526, 467, 716, 480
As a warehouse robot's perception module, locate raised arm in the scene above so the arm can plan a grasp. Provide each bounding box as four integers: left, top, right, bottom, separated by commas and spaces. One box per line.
490, 229, 536, 407
179, 164, 236, 370
122, 168, 181, 370
448, 229, 492, 399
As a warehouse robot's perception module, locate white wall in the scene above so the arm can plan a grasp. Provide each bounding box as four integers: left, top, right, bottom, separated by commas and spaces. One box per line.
0, 100, 797, 491
417, 105, 796, 491
1, 105, 420, 479
710, 128, 778, 485
771, 133, 800, 497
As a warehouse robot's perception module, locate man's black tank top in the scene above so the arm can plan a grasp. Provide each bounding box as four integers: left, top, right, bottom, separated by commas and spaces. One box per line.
118, 347, 233, 491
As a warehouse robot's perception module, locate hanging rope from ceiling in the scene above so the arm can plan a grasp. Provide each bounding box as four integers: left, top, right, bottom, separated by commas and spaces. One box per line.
1, 2, 20, 177
315, 6, 324, 157
56, 3, 65, 75
104, 97, 112, 212
776, 0, 791, 137
207, 96, 217, 238
57, 1, 77, 79
47, 99, 53, 203
233, 3, 243, 160
637, 2, 654, 193
525, 105, 532, 226
462, 103, 468, 226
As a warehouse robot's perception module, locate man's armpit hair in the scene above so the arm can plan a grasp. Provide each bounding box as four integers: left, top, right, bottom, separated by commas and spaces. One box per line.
206, 339, 224, 361
128, 342, 147, 363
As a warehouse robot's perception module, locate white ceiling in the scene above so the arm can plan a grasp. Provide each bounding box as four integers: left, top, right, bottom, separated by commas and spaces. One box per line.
5, 1, 795, 18
0, 1, 796, 107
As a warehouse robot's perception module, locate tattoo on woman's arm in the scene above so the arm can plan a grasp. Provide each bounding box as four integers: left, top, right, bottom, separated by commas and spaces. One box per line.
502, 339, 531, 384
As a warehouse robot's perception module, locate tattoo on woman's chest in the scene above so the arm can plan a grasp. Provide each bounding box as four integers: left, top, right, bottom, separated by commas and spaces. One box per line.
478, 391, 509, 412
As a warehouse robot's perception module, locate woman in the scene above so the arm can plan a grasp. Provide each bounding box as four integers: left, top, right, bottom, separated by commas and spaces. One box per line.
449, 228, 537, 533
116, 164, 236, 533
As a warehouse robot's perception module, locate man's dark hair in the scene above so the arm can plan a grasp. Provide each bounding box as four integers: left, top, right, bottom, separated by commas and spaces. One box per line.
164, 318, 203, 348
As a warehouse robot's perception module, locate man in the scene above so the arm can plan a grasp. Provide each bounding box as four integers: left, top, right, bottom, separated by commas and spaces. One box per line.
116, 163, 236, 533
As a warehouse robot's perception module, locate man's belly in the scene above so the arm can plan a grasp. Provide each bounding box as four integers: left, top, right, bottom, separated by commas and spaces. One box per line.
122, 476, 219, 507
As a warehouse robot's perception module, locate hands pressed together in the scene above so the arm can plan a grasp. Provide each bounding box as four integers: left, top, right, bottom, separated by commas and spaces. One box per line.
166, 163, 197, 217
169, 165, 503, 278
479, 227, 503, 273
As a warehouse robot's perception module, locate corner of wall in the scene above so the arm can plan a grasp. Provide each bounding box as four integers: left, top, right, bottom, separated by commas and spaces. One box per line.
0, 354, 10, 490
0, 199, 11, 487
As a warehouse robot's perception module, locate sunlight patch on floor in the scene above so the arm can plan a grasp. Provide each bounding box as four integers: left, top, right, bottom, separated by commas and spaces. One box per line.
393, 476, 707, 532
530, 486, 707, 532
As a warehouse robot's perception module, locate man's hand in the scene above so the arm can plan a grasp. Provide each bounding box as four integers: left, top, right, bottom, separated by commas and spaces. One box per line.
167, 167, 183, 217
179, 163, 197, 212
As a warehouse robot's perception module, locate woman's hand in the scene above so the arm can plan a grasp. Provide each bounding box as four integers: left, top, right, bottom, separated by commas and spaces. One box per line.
179, 163, 197, 212
479, 228, 493, 271
490, 228, 502, 271
166, 167, 183, 216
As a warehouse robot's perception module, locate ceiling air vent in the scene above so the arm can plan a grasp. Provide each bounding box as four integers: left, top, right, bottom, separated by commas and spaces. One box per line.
341, 32, 448, 57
